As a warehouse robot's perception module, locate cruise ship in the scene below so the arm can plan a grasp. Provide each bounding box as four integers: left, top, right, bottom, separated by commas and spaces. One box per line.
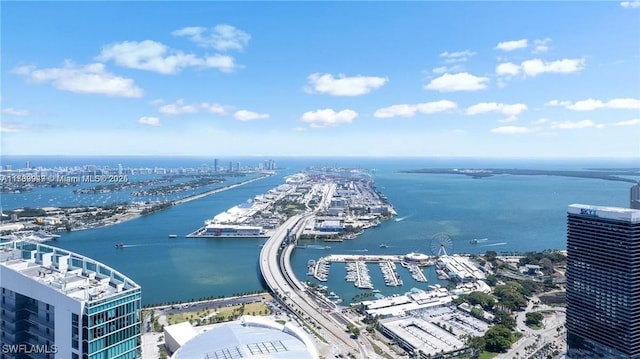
198, 223, 267, 237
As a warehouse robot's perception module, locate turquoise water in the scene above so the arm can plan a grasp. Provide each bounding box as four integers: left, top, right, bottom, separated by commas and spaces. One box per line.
1, 156, 637, 305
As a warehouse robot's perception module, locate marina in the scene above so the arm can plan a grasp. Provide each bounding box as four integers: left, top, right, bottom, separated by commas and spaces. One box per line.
310, 253, 435, 290
379, 261, 402, 286
345, 261, 373, 289
403, 261, 428, 282
311, 257, 330, 282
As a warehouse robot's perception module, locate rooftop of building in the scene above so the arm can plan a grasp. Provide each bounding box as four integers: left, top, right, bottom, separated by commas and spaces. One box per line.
568, 204, 640, 222
168, 316, 318, 359
0, 240, 140, 302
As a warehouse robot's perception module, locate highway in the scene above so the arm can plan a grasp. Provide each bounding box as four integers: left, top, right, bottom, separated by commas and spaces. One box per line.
260, 214, 374, 358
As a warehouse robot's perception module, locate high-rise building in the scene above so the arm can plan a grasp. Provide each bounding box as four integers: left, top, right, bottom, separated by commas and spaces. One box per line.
566, 204, 640, 359
631, 183, 640, 210
213, 158, 218, 173
0, 241, 142, 359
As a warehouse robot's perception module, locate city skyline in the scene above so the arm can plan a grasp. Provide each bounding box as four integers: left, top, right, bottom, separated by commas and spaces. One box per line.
2, 1, 639, 157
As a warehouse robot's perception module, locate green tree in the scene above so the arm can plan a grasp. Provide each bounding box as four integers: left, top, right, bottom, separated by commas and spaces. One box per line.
465, 335, 486, 357
484, 325, 514, 352
466, 291, 495, 311
494, 311, 517, 329
526, 312, 543, 327
494, 283, 527, 310
470, 307, 485, 320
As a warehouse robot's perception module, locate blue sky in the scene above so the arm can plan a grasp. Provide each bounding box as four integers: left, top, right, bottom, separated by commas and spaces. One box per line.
2, 1, 639, 157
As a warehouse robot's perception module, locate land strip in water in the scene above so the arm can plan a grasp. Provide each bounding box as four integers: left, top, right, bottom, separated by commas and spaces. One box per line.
1, 174, 271, 236
401, 168, 640, 183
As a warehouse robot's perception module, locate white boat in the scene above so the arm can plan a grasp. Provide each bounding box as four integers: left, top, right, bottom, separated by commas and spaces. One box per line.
470, 238, 488, 244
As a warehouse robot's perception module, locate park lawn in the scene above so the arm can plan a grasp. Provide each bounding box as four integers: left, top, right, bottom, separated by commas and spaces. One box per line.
167, 302, 271, 325
479, 351, 497, 359
217, 301, 272, 318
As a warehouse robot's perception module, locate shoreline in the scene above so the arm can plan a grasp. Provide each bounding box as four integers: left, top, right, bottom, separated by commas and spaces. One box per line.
402, 168, 640, 183
66, 174, 272, 232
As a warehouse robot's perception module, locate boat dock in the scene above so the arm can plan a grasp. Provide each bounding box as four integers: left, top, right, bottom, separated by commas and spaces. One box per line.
312, 258, 330, 282
322, 254, 405, 263
346, 261, 373, 289
310, 253, 434, 289
380, 261, 402, 286
403, 262, 428, 282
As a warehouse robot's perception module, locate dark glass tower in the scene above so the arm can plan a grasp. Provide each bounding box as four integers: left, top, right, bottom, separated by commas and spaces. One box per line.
566, 204, 640, 359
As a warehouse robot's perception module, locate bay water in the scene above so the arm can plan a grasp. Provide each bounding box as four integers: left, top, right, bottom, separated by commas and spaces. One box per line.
1, 156, 636, 305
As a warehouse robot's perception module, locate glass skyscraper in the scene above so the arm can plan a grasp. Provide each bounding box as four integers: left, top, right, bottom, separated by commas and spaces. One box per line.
566, 204, 640, 359
0, 241, 141, 359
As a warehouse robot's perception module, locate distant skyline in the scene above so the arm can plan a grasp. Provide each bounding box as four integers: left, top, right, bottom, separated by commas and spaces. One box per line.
2, 1, 639, 158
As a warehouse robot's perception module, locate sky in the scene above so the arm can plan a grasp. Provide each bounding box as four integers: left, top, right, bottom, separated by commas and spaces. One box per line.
1, 1, 639, 158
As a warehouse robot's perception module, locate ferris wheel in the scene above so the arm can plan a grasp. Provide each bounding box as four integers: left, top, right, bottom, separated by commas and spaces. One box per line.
430, 232, 453, 257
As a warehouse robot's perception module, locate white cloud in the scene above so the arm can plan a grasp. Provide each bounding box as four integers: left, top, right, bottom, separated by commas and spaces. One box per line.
496, 62, 520, 76
201, 103, 226, 115
2, 108, 30, 116
533, 38, 552, 53
440, 50, 476, 63
306, 73, 388, 96
13, 61, 143, 98
534, 118, 549, 124
138, 116, 161, 126
416, 100, 458, 114
495, 39, 528, 51
621, 1, 640, 8
424, 72, 489, 92
546, 98, 640, 111
233, 110, 269, 121
172, 24, 250, 51
374, 104, 416, 119
97, 40, 237, 74
490, 126, 535, 134
432, 65, 464, 74
466, 102, 528, 116
613, 118, 640, 126
156, 99, 228, 116
159, 99, 199, 115
521, 58, 585, 77
550, 119, 596, 129
497, 58, 585, 79
12, 66, 34, 75
300, 109, 357, 128
432, 66, 449, 74
545, 100, 571, 107
374, 100, 457, 119
0, 121, 25, 133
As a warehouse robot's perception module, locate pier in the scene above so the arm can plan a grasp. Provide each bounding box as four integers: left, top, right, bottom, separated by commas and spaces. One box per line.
322, 254, 406, 263
311, 253, 435, 289
345, 261, 373, 289
380, 261, 402, 287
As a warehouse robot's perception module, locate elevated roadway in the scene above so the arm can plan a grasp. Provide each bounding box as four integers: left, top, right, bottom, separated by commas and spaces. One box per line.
260, 214, 370, 357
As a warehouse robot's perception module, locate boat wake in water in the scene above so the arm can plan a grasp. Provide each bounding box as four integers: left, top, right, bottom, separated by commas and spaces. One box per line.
481, 242, 507, 247
306, 245, 331, 250
394, 214, 412, 222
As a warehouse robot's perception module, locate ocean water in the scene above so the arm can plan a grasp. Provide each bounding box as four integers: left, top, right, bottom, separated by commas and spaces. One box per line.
1, 156, 637, 305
